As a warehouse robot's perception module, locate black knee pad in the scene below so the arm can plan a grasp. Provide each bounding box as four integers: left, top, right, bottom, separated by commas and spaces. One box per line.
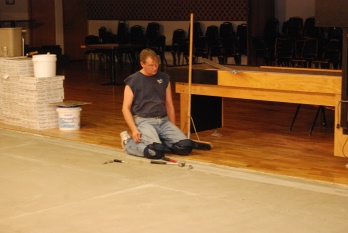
144, 142, 166, 159
171, 139, 193, 155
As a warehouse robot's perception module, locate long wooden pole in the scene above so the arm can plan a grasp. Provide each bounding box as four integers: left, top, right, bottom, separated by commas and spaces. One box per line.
187, 13, 194, 138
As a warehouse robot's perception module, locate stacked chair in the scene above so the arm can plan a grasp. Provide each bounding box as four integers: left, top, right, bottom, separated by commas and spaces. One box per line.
145, 22, 168, 68
172, 22, 244, 65
270, 16, 342, 69
205, 25, 222, 61
272, 17, 342, 135
235, 23, 248, 57
171, 29, 186, 66
114, 20, 130, 68
191, 22, 207, 63
219, 22, 239, 65
129, 25, 146, 67
261, 18, 280, 65
173, 22, 205, 65
84, 35, 108, 70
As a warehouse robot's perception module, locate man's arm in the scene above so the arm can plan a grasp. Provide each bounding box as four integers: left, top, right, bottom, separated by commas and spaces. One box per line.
122, 85, 141, 142
165, 82, 176, 124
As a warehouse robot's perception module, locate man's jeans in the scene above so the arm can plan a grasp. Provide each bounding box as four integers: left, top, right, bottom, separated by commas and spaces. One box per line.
125, 116, 187, 157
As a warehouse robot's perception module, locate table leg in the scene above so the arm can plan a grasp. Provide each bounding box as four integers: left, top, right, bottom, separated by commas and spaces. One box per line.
102, 48, 124, 86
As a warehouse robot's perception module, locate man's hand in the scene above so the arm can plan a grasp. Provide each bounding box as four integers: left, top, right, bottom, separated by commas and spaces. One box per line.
132, 130, 141, 143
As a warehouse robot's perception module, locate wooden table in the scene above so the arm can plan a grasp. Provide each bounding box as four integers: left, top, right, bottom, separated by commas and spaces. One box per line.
175, 65, 347, 157
84, 43, 143, 85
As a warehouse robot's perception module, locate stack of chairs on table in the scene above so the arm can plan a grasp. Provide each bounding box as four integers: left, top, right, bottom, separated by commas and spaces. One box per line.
84, 21, 169, 69
171, 21, 241, 65
258, 18, 281, 66
170, 22, 204, 65
128, 23, 168, 69
268, 16, 342, 70
84, 26, 119, 70
84, 35, 108, 70
268, 17, 342, 135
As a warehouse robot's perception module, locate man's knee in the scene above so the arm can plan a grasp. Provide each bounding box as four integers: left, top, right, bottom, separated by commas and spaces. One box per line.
171, 139, 193, 155
144, 142, 166, 159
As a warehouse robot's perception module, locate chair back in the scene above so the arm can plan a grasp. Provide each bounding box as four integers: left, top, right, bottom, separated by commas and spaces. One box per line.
206, 25, 220, 46
117, 20, 129, 44
85, 35, 99, 45
188, 22, 204, 45
172, 29, 186, 46
328, 27, 343, 40
284, 17, 303, 39
146, 22, 160, 46
220, 22, 234, 40
236, 23, 247, 54
264, 18, 279, 47
130, 25, 146, 45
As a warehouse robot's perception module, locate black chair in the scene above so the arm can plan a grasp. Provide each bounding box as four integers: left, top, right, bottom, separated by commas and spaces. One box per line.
84, 35, 107, 69
98, 27, 107, 43
129, 25, 146, 66
312, 38, 342, 69
130, 25, 146, 46
205, 25, 222, 61
193, 36, 208, 63
274, 36, 294, 67
115, 20, 129, 68
327, 27, 343, 41
219, 22, 234, 41
291, 37, 318, 68
262, 18, 280, 65
283, 17, 303, 40
236, 24, 248, 56
180, 22, 204, 64
289, 105, 329, 136
191, 22, 204, 45
99, 27, 117, 44
117, 20, 129, 44
85, 35, 99, 46
145, 22, 168, 68
303, 17, 323, 39
219, 22, 239, 64
171, 29, 186, 65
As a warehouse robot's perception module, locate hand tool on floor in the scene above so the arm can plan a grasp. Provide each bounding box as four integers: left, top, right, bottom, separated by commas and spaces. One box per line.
162, 156, 186, 167
103, 159, 128, 164
150, 160, 186, 167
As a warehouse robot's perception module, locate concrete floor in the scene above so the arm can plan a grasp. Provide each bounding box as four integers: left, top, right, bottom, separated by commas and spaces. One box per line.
1, 129, 348, 233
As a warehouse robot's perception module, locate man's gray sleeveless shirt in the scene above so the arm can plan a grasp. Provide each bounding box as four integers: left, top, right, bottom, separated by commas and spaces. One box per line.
124, 71, 170, 118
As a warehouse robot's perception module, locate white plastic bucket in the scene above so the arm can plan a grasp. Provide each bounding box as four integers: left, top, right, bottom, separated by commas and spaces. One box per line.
32, 54, 57, 77
56, 107, 82, 130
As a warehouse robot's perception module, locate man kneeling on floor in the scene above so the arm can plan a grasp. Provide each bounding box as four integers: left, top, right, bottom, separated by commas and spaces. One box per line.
120, 48, 211, 159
